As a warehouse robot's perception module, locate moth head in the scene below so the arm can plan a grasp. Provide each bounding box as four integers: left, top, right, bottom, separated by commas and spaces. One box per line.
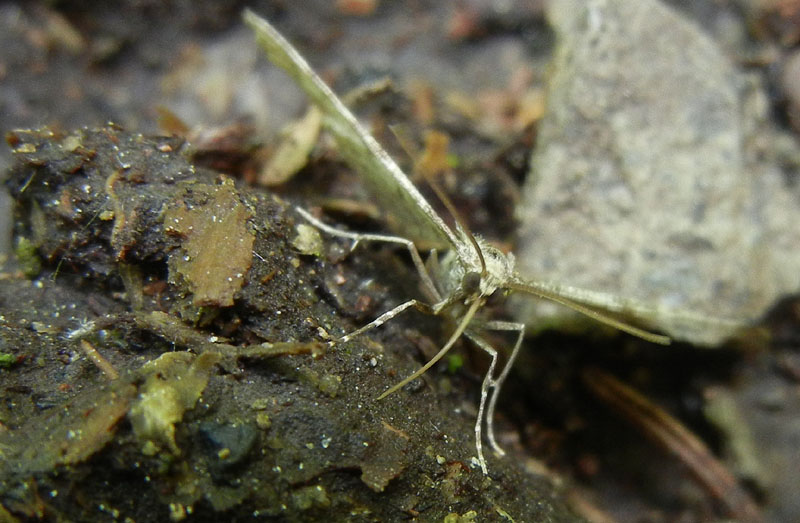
462, 238, 515, 298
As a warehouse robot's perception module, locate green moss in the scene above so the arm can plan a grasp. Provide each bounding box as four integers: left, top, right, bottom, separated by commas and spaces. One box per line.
255, 412, 271, 430
447, 354, 464, 374
291, 485, 330, 511
0, 353, 16, 368
317, 373, 341, 398
14, 237, 42, 279
443, 511, 478, 522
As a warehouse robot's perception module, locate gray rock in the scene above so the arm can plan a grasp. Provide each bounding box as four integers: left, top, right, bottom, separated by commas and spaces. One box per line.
514, 0, 800, 345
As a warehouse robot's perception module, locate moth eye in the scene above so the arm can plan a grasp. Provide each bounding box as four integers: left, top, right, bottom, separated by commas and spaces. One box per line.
487, 248, 504, 264
462, 271, 481, 295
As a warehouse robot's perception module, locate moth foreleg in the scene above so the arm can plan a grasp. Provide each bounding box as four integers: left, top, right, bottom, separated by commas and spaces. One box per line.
296, 206, 441, 302
338, 299, 435, 344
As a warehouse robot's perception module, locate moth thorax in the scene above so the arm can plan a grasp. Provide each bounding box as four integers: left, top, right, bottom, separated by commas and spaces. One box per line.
477, 240, 515, 297
436, 250, 466, 297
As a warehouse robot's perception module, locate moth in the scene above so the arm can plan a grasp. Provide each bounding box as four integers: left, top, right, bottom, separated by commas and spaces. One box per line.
243, 10, 670, 474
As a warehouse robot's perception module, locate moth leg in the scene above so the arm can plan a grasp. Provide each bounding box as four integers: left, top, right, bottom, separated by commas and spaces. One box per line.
296, 206, 441, 302
462, 330, 500, 475
465, 320, 525, 468
479, 321, 526, 456
338, 299, 434, 344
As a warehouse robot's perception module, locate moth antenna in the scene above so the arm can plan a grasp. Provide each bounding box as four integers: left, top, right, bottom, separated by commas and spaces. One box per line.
425, 177, 487, 277
388, 124, 487, 276
377, 298, 483, 400
507, 280, 671, 345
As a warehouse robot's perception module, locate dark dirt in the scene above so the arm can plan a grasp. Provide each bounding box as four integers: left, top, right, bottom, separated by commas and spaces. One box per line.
0, 125, 575, 521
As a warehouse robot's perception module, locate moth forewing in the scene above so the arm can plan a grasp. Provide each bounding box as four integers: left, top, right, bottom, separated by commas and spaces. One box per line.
507, 277, 671, 345
508, 275, 744, 345
244, 9, 671, 475
243, 9, 456, 250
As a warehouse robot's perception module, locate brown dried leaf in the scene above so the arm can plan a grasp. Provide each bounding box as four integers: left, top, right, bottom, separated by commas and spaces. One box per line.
164, 178, 254, 307
258, 106, 322, 186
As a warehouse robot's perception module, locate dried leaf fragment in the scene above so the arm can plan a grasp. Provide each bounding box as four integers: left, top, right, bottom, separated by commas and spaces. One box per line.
258, 105, 322, 186
164, 178, 254, 307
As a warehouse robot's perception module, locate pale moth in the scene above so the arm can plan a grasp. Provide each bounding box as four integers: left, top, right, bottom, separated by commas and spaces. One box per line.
244, 10, 670, 474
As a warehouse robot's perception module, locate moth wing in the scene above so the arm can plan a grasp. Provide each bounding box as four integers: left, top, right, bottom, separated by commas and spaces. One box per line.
244, 10, 457, 250
508, 275, 750, 346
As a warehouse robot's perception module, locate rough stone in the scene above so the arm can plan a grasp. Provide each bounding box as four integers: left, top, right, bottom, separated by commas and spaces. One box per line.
515, 0, 800, 345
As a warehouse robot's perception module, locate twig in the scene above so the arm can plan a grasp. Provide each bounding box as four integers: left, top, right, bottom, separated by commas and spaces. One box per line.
583, 367, 763, 523
79, 340, 119, 380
